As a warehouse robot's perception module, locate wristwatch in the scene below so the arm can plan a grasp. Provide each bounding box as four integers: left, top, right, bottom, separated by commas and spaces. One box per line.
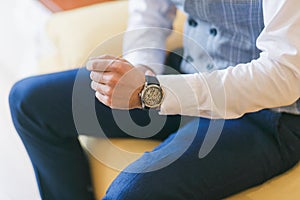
139, 75, 164, 109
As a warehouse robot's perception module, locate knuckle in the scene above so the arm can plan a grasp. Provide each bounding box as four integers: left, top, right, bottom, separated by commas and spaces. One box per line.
89, 62, 96, 70
95, 73, 101, 82
90, 72, 96, 80
93, 62, 100, 70
90, 81, 96, 90
86, 60, 94, 70
106, 75, 117, 85
91, 72, 103, 83
94, 82, 102, 91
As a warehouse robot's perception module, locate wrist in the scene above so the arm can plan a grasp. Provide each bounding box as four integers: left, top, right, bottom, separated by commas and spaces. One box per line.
131, 85, 144, 109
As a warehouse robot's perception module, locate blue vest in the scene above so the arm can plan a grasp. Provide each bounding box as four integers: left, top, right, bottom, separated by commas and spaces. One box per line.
172, 0, 300, 114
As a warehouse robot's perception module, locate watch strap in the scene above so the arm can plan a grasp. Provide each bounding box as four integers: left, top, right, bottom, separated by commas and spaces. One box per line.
145, 75, 160, 86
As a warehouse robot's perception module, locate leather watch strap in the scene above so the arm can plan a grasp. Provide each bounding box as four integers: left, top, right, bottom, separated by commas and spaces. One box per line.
145, 75, 160, 86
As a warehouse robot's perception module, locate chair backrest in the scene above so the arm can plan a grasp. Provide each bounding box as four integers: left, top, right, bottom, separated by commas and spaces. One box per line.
40, 0, 186, 73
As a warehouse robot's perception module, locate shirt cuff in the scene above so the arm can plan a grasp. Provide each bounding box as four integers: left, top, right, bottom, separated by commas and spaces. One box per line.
157, 74, 212, 117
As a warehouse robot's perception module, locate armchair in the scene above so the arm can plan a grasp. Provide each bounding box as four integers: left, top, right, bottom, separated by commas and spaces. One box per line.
42, 1, 300, 199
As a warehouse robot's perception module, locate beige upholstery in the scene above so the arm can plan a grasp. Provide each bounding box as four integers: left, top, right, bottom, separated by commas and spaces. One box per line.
80, 137, 300, 200
79, 137, 161, 198
43, 1, 300, 199
41, 0, 185, 74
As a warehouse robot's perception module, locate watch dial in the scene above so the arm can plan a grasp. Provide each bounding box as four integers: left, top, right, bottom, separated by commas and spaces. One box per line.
144, 86, 163, 107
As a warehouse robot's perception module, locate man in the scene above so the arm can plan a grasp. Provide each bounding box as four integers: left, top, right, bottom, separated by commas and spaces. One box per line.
9, 0, 300, 199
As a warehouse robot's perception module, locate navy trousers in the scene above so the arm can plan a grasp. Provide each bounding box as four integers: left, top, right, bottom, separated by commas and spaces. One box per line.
9, 67, 300, 200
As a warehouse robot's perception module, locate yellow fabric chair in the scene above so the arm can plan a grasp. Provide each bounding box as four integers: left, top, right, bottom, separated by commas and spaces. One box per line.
42, 1, 300, 199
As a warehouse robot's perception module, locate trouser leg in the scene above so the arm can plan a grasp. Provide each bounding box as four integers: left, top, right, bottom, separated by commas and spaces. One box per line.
104, 110, 300, 199
9, 69, 95, 200
9, 68, 183, 200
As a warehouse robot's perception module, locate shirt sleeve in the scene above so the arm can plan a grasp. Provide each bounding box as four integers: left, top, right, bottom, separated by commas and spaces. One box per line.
123, 0, 177, 75
157, 0, 300, 119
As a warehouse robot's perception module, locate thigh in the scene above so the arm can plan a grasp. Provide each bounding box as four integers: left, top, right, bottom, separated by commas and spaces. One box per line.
10, 68, 182, 140
104, 110, 294, 200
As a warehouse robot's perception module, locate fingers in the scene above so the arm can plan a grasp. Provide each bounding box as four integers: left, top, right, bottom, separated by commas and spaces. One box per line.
87, 54, 143, 109
91, 81, 113, 96
90, 71, 118, 85
86, 59, 115, 72
95, 91, 111, 107
86, 54, 129, 72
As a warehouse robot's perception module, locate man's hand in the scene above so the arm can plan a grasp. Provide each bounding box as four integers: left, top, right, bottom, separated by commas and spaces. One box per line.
86, 55, 146, 110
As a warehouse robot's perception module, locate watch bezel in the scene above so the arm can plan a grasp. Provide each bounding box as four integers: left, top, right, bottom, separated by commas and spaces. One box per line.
140, 84, 164, 109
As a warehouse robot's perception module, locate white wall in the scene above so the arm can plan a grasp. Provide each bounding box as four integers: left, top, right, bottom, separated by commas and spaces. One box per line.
0, 0, 51, 199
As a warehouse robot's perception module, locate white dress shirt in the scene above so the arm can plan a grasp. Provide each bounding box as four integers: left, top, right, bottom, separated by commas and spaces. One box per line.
123, 0, 300, 119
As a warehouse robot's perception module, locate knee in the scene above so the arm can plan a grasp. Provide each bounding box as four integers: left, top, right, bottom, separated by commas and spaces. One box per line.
9, 77, 45, 122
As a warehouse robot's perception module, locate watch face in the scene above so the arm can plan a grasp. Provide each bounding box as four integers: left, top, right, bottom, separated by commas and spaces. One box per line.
142, 85, 163, 108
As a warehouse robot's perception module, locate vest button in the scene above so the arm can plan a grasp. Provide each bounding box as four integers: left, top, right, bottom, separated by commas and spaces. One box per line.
186, 55, 194, 63
206, 64, 214, 70
188, 18, 198, 27
210, 28, 217, 36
